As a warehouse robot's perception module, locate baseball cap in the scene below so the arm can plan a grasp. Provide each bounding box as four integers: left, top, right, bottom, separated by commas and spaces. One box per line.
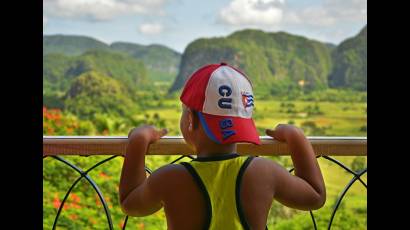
180, 62, 260, 145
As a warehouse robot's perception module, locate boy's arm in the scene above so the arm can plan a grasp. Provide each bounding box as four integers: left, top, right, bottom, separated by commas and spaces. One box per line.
119, 125, 167, 217
265, 124, 326, 210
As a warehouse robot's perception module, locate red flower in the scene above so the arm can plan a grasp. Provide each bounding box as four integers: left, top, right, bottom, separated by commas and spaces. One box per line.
95, 194, 102, 206
99, 172, 110, 179
54, 113, 61, 121
66, 127, 73, 134
71, 203, 81, 209
53, 196, 61, 209
71, 193, 80, 203
47, 127, 54, 135
119, 220, 125, 229
45, 114, 52, 120
89, 218, 97, 225
69, 214, 78, 220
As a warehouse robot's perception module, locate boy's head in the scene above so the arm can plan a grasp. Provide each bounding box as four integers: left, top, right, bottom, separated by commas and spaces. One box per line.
179, 62, 260, 151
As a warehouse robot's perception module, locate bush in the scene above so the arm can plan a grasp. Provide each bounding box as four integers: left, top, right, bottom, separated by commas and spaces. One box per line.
300, 121, 329, 136
303, 103, 324, 116
351, 157, 366, 172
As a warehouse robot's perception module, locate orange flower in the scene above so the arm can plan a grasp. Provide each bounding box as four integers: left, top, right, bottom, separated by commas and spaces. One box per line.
47, 127, 54, 135
45, 114, 52, 120
71, 203, 81, 209
53, 196, 61, 209
95, 194, 102, 206
89, 218, 97, 225
138, 222, 145, 230
66, 127, 73, 134
71, 193, 80, 203
69, 214, 78, 220
119, 220, 125, 229
99, 172, 110, 179
54, 113, 61, 121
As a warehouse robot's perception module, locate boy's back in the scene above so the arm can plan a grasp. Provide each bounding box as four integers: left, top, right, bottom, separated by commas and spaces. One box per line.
149, 155, 278, 230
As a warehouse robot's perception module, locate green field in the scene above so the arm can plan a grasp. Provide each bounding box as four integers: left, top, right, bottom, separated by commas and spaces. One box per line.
140, 98, 367, 137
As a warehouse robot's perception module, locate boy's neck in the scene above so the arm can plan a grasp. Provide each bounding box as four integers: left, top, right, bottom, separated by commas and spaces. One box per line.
196, 143, 237, 158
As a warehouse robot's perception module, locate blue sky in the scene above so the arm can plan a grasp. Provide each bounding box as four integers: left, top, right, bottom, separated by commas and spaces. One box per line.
43, 0, 367, 53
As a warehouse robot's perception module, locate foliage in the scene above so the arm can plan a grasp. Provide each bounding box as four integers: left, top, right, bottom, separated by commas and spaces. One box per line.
43, 35, 111, 56
110, 42, 181, 75
171, 29, 332, 94
351, 157, 367, 173
329, 26, 367, 91
43, 50, 147, 100
64, 71, 137, 119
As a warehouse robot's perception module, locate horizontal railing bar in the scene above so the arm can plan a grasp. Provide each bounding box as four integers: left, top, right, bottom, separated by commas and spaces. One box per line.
43, 136, 367, 140
43, 136, 367, 156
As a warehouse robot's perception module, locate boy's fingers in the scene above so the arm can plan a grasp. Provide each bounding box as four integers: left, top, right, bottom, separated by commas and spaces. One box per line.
265, 129, 275, 137
158, 128, 168, 137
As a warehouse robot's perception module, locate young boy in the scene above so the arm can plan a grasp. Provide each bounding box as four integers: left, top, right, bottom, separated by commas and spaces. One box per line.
119, 63, 326, 230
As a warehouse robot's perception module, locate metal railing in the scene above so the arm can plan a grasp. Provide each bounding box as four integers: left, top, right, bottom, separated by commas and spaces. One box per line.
43, 136, 367, 230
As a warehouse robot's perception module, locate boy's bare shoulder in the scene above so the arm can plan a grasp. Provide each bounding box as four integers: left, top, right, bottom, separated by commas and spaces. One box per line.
146, 162, 202, 202
150, 163, 189, 178
249, 156, 284, 172
147, 163, 192, 188
245, 156, 288, 187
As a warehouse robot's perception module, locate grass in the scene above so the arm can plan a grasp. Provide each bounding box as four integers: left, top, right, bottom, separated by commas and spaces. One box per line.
142, 99, 367, 137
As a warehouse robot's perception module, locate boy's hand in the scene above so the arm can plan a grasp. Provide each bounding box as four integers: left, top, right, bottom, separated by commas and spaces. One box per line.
120, 125, 168, 214
128, 125, 168, 144
265, 124, 303, 142
265, 124, 326, 210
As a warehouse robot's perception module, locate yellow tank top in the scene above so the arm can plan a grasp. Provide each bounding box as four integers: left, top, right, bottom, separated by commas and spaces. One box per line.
180, 153, 263, 230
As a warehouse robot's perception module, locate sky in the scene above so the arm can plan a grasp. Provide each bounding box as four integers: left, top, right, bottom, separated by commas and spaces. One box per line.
43, 0, 367, 53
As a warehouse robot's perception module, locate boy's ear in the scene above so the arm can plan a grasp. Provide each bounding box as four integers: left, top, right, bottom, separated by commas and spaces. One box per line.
192, 111, 199, 130
188, 108, 199, 130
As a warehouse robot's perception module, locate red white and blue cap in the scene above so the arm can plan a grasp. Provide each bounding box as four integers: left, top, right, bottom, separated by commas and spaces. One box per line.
180, 62, 261, 145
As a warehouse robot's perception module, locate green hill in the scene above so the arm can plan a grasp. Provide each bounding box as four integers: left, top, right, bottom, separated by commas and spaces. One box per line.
170, 29, 333, 95
43, 35, 181, 82
64, 71, 135, 118
110, 42, 181, 80
43, 35, 111, 56
43, 49, 147, 117
329, 26, 367, 91
43, 50, 147, 94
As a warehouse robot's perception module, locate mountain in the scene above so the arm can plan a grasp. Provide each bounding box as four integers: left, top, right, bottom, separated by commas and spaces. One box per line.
43, 50, 147, 97
43, 35, 111, 56
170, 29, 333, 95
329, 26, 367, 91
64, 71, 135, 118
110, 42, 181, 75
43, 35, 181, 82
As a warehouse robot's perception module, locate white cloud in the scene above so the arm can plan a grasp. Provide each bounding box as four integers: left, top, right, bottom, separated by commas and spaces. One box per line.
139, 23, 163, 35
219, 0, 366, 30
284, 0, 367, 27
43, 0, 168, 21
219, 0, 285, 28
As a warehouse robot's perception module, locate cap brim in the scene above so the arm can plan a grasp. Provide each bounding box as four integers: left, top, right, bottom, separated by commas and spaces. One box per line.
197, 112, 261, 145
